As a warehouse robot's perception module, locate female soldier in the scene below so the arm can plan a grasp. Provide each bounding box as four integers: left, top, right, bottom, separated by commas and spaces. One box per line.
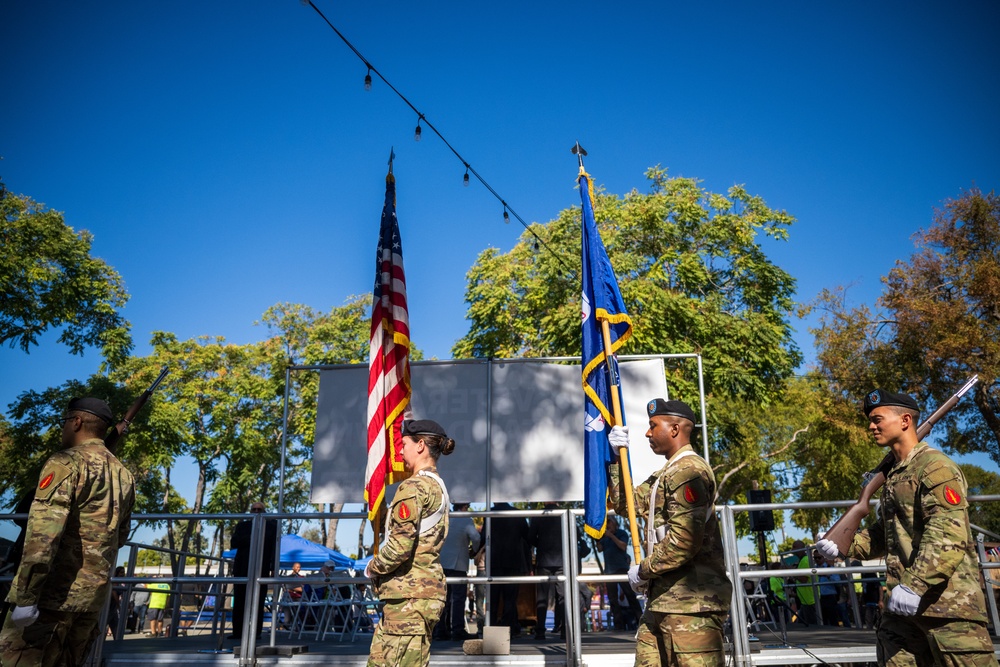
365, 419, 455, 667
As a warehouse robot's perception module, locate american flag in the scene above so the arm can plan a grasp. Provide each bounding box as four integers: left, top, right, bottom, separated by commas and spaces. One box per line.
365, 169, 412, 522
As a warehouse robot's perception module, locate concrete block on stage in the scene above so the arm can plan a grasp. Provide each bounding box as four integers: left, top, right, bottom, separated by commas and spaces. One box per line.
482, 626, 510, 655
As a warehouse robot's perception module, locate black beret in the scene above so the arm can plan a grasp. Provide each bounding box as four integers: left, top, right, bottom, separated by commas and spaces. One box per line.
66, 397, 114, 424
646, 398, 696, 424
863, 389, 919, 416
402, 419, 448, 439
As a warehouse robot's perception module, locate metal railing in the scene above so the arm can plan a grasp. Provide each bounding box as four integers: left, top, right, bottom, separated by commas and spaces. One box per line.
720, 495, 1000, 666
4, 497, 999, 667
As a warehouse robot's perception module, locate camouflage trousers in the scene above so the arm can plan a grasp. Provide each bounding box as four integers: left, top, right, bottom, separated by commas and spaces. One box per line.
634, 610, 726, 667
877, 614, 999, 667
367, 597, 445, 667
0, 608, 101, 667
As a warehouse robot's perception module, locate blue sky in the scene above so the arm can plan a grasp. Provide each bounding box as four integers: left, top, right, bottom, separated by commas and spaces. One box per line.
2, 2, 999, 542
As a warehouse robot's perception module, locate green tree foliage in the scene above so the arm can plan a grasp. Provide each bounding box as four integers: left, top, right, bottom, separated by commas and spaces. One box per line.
0, 189, 131, 367
0, 373, 174, 516
454, 167, 801, 405
811, 188, 1000, 465
453, 167, 801, 505
0, 298, 399, 560
257, 299, 422, 547
961, 464, 1000, 536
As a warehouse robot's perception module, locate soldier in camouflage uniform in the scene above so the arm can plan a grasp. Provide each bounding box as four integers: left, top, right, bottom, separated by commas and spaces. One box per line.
1, 397, 136, 667
364, 419, 456, 667
817, 390, 999, 667
607, 399, 731, 667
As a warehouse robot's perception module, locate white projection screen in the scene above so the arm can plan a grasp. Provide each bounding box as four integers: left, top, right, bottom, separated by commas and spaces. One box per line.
311, 358, 670, 505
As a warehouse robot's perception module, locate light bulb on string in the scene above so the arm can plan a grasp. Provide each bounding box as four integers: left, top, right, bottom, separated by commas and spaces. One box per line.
414, 119, 422, 142
364, 68, 372, 91
463, 168, 470, 187
503, 206, 510, 224
533, 240, 540, 251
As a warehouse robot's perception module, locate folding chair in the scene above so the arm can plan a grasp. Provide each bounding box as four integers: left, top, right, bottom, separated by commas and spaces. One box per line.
291, 586, 327, 639
315, 584, 354, 641
345, 584, 382, 641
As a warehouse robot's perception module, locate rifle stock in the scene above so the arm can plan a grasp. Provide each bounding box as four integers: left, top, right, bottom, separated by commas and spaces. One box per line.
104, 366, 169, 452
825, 375, 979, 557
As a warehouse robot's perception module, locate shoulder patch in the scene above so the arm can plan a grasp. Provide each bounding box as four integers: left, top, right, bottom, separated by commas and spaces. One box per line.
944, 486, 961, 505
396, 500, 414, 522
34, 461, 73, 501
675, 476, 710, 508
684, 484, 699, 503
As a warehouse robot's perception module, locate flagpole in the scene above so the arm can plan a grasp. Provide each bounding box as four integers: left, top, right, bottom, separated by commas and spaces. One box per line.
600, 319, 642, 563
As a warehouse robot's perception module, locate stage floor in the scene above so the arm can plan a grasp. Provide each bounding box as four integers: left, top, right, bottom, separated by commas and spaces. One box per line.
100, 625, 1000, 666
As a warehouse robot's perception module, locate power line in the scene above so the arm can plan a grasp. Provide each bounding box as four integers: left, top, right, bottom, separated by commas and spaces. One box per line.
304, 0, 574, 275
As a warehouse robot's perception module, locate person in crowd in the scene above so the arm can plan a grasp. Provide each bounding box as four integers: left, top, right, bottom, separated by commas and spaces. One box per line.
528, 502, 564, 640
607, 398, 731, 667
130, 584, 150, 634
145, 577, 171, 638
435, 502, 480, 642
816, 553, 842, 626
596, 515, 643, 632
792, 539, 818, 625
364, 419, 455, 667
229, 501, 278, 640
766, 561, 791, 625
816, 388, 999, 666
473, 541, 486, 636
280, 561, 304, 631
0, 398, 135, 665
487, 502, 531, 637
106, 565, 126, 638
862, 570, 883, 629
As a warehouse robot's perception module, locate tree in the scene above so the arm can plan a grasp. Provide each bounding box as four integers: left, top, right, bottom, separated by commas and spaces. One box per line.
0, 188, 131, 367
453, 167, 802, 509
256, 299, 423, 549
454, 166, 801, 406
0, 373, 175, 516
961, 464, 1000, 537
811, 188, 1000, 465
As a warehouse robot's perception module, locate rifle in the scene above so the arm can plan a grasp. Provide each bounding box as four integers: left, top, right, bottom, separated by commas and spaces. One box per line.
824, 374, 979, 557
104, 366, 169, 452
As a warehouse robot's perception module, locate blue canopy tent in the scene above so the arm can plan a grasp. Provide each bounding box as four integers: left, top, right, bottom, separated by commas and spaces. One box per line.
222, 534, 355, 570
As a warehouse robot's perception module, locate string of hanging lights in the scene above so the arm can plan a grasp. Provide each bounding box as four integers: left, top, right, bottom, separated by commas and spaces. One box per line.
303, 0, 572, 273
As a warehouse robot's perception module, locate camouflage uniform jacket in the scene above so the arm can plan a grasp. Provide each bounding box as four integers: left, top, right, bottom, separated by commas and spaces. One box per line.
9, 439, 136, 613
368, 467, 449, 602
848, 442, 987, 622
610, 444, 731, 614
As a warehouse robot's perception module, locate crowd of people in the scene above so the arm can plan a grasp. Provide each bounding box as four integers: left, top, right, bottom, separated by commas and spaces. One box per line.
2, 387, 1000, 667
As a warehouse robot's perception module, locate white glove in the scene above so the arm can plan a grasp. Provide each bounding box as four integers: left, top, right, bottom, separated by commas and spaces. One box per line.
11, 605, 39, 628
887, 584, 921, 616
608, 425, 630, 450
814, 538, 840, 561
627, 564, 646, 593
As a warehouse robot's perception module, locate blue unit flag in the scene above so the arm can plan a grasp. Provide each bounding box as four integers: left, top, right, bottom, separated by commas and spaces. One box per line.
580, 169, 633, 539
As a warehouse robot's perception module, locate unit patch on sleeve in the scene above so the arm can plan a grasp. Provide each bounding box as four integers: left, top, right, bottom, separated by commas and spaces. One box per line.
944, 486, 961, 505
684, 485, 699, 504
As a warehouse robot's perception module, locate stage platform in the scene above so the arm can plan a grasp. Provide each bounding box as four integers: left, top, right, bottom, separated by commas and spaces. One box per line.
100, 625, 1000, 666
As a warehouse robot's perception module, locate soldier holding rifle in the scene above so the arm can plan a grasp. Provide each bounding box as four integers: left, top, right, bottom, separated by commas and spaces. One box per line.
816, 389, 998, 667
608, 399, 731, 667
0, 398, 136, 667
